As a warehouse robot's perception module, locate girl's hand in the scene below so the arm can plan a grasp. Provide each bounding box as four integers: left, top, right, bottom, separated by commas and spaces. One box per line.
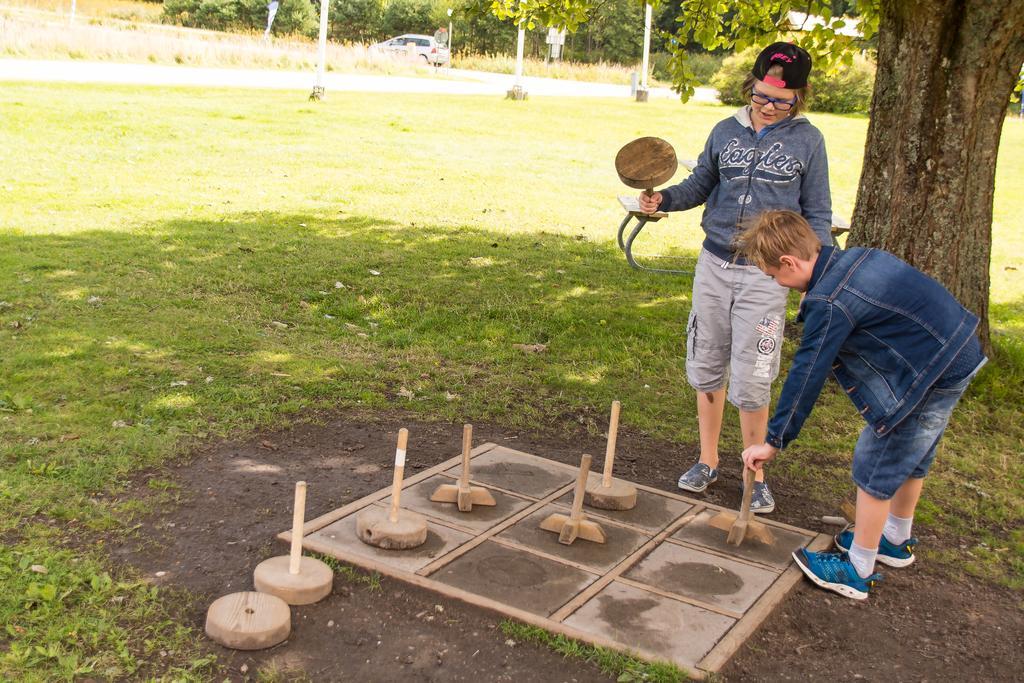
638, 191, 663, 214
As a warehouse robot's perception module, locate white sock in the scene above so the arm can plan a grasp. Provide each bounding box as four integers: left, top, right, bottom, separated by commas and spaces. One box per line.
883, 513, 913, 545
847, 541, 878, 579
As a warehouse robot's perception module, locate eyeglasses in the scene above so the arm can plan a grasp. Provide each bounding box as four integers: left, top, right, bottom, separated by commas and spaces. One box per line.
751, 90, 797, 111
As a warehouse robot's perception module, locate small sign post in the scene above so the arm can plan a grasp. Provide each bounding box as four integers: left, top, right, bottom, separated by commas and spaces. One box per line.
546, 27, 565, 62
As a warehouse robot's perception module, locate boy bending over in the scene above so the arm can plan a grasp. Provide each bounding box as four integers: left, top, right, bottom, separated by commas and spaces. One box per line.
737, 210, 986, 600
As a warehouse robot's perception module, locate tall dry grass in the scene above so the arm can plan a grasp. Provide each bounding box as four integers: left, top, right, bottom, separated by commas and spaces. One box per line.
1, 0, 162, 22
455, 52, 662, 85
1, 0, 667, 85
0, 9, 433, 75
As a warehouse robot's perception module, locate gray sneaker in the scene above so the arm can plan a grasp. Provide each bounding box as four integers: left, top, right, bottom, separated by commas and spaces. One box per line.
749, 481, 776, 514
677, 462, 718, 493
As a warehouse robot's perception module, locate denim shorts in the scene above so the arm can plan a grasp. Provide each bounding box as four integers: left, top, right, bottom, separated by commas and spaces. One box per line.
852, 360, 984, 500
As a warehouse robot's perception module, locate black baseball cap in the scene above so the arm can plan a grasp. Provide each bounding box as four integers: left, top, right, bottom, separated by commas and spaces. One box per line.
752, 42, 812, 89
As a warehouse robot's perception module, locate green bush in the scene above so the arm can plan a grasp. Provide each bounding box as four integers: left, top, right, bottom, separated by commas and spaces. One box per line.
162, 0, 317, 35
686, 51, 725, 85
584, 0, 644, 65
711, 47, 759, 106
711, 47, 876, 114
650, 51, 670, 82
716, 48, 757, 105
447, 2, 515, 55
649, 52, 721, 86
380, 0, 435, 39
330, 0, 383, 44
811, 55, 876, 114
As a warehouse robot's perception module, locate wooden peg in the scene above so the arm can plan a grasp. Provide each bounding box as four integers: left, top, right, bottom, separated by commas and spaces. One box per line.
430, 424, 496, 512
540, 454, 606, 545
254, 481, 334, 605
585, 400, 637, 510
357, 428, 428, 549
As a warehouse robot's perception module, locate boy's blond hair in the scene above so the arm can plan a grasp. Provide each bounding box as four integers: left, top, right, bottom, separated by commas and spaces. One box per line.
736, 210, 823, 270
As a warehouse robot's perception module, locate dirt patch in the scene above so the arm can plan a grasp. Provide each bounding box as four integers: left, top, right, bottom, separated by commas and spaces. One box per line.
106, 410, 1023, 681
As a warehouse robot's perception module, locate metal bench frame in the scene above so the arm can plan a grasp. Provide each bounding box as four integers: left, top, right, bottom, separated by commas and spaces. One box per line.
616, 159, 850, 275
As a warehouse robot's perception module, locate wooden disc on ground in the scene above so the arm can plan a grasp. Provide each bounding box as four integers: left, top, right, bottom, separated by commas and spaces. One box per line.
205, 591, 290, 651
253, 555, 334, 605
614, 137, 678, 190
585, 477, 638, 511
356, 507, 428, 549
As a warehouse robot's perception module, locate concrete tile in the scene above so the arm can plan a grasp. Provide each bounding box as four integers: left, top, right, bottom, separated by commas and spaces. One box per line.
303, 448, 823, 674
381, 474, 535, 533
431, 541, 597, 617
625, 543, 780, 613
446, 446, 575, 499
306, 505, 473, 574
554, 483, 694, 534
564, 581, 735, 669
671, 509, 813, 569
497, 506, 649, 573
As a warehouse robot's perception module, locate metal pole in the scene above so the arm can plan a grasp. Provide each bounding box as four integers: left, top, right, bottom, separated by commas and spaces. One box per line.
70, 0, 76, 24
641, 3, 652, 90
447, 7, 454, 69
312, 0, 329, 98
514, 24, 525, 86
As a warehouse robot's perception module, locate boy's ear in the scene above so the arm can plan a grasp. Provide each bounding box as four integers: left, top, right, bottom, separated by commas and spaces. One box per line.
778, 255, 797, 269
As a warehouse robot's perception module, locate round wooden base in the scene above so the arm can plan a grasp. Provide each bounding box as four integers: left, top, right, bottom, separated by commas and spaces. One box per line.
205, 591, 290, 651
585, 478, 638, 511
253, 555, 334, 605
356, 507, 428, 549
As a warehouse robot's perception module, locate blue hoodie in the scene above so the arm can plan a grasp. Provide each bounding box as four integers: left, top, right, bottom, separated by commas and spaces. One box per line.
659, 107, 833, 263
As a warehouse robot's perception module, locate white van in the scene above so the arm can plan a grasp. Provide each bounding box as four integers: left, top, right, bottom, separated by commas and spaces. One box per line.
372, 34, 450, 66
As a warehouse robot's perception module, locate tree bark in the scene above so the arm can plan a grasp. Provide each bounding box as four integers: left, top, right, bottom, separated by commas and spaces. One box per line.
849, 0, 1024, 350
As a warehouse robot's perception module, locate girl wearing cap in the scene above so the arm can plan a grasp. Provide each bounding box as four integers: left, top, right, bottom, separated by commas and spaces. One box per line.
638, 42, 833, 513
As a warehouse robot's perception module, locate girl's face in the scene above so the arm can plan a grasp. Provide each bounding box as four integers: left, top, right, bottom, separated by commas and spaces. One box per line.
750, 79, 798, 128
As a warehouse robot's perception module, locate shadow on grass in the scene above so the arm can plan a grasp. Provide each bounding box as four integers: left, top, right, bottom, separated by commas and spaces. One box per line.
0, 211, 1020, 588
0, 213, 699, 476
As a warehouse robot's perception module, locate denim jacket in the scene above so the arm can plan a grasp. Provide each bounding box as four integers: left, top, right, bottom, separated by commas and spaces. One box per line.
766, 246, 984, 449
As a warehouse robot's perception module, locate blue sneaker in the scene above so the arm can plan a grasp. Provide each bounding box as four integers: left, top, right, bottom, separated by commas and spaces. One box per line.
834, 527, 917, 568
792, 548, 883, 601
677, 462, 717, 493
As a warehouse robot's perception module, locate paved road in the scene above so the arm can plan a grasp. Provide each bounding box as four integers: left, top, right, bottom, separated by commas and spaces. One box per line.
0, 58, 720, 102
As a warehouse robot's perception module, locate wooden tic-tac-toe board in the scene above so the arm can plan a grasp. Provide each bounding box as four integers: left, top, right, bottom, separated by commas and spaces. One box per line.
278, 443, 830, 678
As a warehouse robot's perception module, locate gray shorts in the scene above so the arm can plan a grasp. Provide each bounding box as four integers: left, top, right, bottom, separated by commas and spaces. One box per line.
685, 249, 789, 410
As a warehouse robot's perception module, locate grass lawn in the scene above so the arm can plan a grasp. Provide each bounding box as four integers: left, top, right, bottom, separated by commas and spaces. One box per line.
1, 83, 1022, 679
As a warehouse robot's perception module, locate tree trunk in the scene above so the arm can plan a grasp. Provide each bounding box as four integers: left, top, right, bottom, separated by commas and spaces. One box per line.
849, 0, 1024, 350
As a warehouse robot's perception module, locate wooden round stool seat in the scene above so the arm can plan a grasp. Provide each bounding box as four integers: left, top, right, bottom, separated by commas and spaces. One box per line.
205, 591, 290, 650
356, 507, 428, 549
253, 555, 333, 605
585, 477, 638, 510
614, 137, 678, 190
